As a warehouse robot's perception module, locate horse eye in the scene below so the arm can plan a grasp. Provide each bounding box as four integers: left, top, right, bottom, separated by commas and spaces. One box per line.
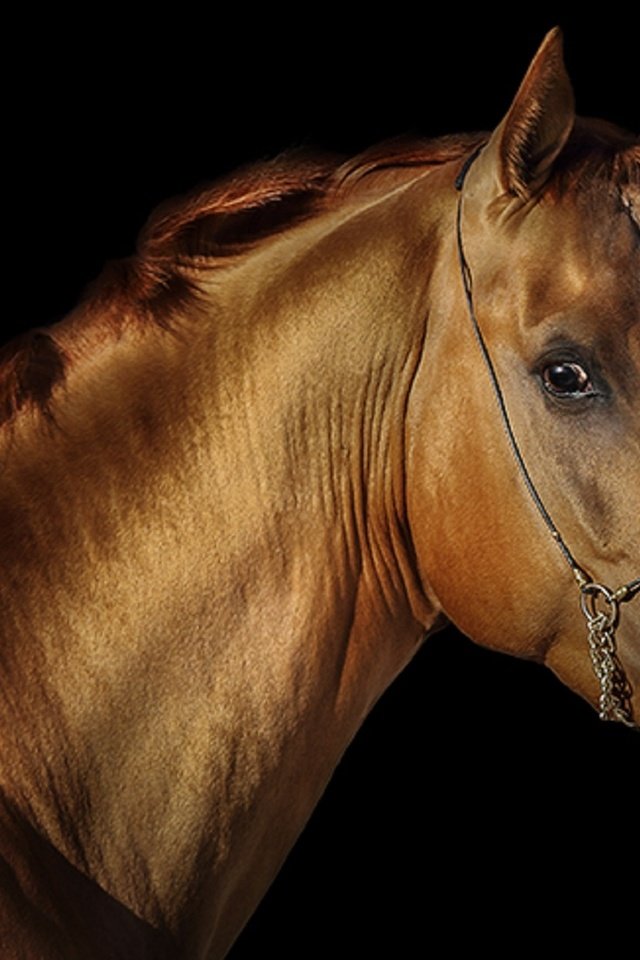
542, 361, 593, 397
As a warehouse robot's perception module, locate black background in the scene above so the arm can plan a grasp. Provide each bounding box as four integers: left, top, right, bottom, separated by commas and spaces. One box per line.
6, 8, 638, 955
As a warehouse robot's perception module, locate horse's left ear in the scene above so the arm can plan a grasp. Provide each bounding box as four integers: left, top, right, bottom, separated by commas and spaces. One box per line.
474, 27, 575, 200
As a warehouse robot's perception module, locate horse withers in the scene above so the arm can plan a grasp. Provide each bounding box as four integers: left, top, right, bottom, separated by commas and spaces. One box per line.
0, 28, 638, 960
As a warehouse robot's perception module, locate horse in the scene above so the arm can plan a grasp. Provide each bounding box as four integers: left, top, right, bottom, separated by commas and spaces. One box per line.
0, 26, 638, 959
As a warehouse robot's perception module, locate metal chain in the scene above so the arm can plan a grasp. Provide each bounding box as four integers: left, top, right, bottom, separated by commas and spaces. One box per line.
581, 584, 635, 728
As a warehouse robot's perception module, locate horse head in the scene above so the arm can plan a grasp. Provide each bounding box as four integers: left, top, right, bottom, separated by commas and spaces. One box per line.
406, 28, 639, 724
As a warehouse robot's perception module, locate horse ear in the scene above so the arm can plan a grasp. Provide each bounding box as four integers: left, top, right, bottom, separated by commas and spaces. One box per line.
478, 27, 575, 199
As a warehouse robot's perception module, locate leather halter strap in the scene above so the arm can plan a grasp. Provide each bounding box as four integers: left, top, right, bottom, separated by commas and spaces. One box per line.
454, 148, 639, 725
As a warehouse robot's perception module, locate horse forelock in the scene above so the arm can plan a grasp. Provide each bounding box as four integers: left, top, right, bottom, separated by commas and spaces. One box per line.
546, 117, 639, 200
619, 174, 640, 237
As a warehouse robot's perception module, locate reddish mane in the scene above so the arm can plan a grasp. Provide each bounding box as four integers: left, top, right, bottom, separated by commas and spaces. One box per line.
137, 133, 487, 264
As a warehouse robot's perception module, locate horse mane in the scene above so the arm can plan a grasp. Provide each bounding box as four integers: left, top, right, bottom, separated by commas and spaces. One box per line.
0, 132, 484, 427
0, 331, 68, 426
1, 121, 637, 426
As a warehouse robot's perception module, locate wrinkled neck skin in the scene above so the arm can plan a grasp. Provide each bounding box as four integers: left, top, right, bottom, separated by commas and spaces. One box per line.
0, 169, 447, 958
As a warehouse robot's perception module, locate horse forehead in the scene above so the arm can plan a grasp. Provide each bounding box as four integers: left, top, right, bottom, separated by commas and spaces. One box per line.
487, 196, 640, 322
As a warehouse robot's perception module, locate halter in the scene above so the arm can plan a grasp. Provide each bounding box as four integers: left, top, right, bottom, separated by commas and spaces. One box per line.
454, 148, 639, 728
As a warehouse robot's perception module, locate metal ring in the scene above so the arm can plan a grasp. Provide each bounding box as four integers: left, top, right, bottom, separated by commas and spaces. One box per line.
580, 582, 619, 629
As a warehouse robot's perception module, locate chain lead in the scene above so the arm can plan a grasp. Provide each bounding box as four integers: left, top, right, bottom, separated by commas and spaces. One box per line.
580, 583, 635, 727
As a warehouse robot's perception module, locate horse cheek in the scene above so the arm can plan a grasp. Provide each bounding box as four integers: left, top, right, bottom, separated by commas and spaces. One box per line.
407, 383, 551, 660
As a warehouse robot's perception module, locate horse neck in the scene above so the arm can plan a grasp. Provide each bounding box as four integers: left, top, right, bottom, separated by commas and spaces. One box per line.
0, 170, 445, 954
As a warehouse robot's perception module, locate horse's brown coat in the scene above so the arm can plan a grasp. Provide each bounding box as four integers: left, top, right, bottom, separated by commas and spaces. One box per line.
0, 29, 638, 959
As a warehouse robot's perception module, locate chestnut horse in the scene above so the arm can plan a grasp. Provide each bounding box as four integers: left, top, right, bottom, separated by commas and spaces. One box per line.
1, 28, 638, 959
